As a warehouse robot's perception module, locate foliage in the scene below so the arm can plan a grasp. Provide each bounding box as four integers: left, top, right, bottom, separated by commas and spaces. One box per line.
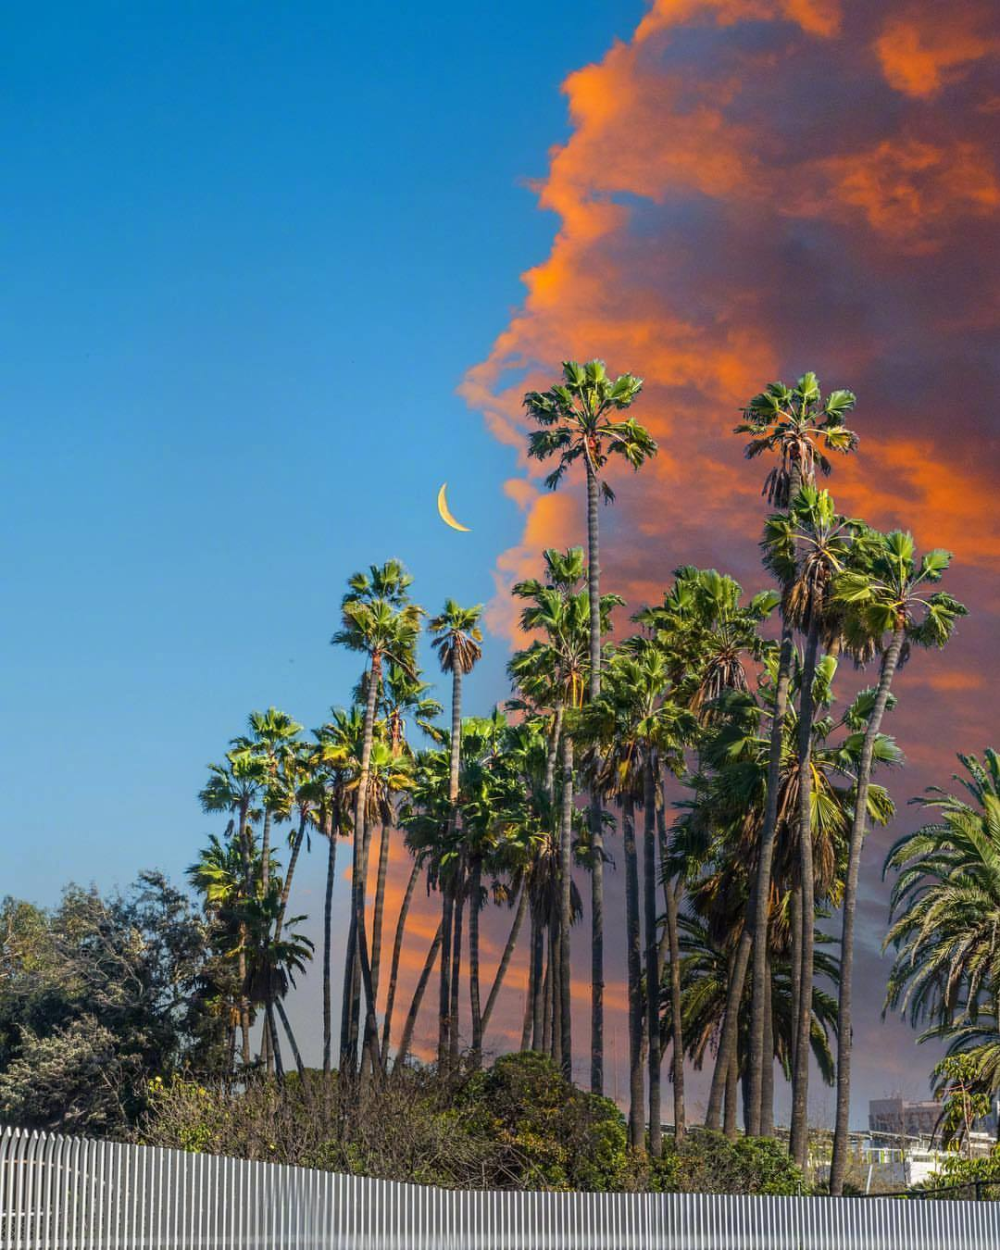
0, 873, 219, 1132
653, 1131, 805, 1195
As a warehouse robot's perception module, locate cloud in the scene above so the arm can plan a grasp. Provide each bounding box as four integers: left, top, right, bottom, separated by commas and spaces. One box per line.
460, 0, 1000, 1117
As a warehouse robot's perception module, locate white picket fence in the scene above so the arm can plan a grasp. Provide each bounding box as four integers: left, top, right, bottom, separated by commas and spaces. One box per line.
3, 1126, 1000, 1249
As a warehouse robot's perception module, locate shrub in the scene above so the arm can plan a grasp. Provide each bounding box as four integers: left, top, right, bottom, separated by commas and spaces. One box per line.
457, 1052, 633, 1191
654, 1131, 805, 1196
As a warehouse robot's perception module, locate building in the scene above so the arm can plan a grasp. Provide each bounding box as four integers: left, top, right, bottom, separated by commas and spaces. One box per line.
868, 1097, 941, 1140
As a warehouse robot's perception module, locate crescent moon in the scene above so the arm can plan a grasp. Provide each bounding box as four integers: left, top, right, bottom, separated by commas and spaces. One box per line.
437, 483, 471, 532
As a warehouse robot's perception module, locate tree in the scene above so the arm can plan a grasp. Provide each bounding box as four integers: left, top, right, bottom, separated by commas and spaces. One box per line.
332, 560, 423, 1079
729, 373, 859, 1138
198, 753, 269, 1065
761, 487, 860, 1166
829, 531, 967, 1192
511, 553, 619, 1080
884, 752, 1000, 1147
524, 359, 656, 1095
428, 599, 484, 1067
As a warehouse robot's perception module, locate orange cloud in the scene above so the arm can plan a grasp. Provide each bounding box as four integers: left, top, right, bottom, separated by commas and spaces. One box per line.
875, 12, 1000, 98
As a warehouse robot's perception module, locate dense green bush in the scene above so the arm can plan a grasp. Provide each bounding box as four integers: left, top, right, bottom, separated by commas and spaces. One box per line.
457, 1052, 634, 1191
140, 1054, 806, 1195
653, 1131, 805, 1196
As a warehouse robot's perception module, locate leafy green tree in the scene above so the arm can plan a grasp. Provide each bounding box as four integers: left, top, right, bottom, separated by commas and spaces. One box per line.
524, 360, 656, 1095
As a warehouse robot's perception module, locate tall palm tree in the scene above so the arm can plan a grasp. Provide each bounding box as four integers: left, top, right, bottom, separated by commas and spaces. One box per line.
761, 487, 859, 1166
428, 599, 484, 1068
637, 566, 777, 1142
331, 560, 423, 1079
828, 532, 967, 1192
728, 373, 859, 1138
198, 752, 268, 1065
231, 708, 303, 892
524, 359, 656, 1094
511, 558, 618, 1080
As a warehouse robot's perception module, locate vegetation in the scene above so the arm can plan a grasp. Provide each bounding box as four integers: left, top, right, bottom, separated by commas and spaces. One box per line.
1, 359, 981, 1199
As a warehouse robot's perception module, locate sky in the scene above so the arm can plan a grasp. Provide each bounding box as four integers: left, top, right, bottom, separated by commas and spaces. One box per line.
4, 0, 999, 1129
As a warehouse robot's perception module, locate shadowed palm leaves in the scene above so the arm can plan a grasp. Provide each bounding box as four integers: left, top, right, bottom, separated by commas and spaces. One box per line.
884, 752, 1000, 1112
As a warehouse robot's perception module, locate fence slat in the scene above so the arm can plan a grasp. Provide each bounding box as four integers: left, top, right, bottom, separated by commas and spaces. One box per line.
3, 1127, 1000, 1249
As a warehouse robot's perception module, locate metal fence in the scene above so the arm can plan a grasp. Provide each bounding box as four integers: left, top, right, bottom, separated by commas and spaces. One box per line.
3, 1126, 1000, 1249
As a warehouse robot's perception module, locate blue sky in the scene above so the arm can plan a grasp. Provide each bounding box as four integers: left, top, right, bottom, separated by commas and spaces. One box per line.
2, 1, 645, 903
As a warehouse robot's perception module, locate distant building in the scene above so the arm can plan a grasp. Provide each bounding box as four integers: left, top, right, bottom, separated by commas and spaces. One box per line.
868, 1097, 941, 1140
869, 1095, 999, 1144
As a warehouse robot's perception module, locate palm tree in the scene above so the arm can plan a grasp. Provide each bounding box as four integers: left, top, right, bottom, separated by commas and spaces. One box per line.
331, 560, 423, 1079
511, 557, 619, 1080
761, 488, 859, 1166
428, 599, 483, 1068
198, 752, 269, 1065
637, 565, 778, 1141
828, 539, 967, 1191
728, 373, 859, 1138
884, 750, 1000, 1036
524, 359, 656, 1094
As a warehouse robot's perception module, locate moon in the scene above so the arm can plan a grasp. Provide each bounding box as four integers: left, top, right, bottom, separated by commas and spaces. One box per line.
437, 483, 471, 532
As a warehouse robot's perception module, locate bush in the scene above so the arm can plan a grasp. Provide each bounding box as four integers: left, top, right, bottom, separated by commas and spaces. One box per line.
457, 1052, 633, 1191
653, 1131, 805, 1196
921, 1148, 1000, 1198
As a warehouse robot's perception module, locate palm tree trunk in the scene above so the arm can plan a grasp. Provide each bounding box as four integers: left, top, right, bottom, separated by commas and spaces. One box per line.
236, 797, 252, 1067
276, 810, 309, 936
830, 627, 904, 1194
381, 858, 421, 1060
658, 799, 686, 1143
449, 667, 463, 802
322, 814, 337, 1078
542, 930, 554, 1058
469, 854, 483, 1065
705, 926, 751, 1131
746, 617, 794, 1136
724, 1035, 739, 1139
261, 806, 273, 888
761, 950, 775, 1138
343, 652, 382, 1078
558, 732, 574, 1079
531, 912, 545, 1050
789, 882, 803, 1076
482, 882, 529, 1036
643, 753, 662, 1155
266, 1004, 285, 1081
789, 624, 819, 1168
370, 824, 392, 1000
275, 997, 306, 1081
520, 931, 535, 1052
395, 920, 444, 1071
449, 868, 465, 1063
585, 461, 605, 1099
438, 886, 453, 1069
544, 706, 564, 800
623, 795, 644, 1148
550, 919, 562, 1066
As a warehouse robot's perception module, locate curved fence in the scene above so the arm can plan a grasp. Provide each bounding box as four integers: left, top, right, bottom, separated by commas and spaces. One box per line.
3, 1127, 1000, 1249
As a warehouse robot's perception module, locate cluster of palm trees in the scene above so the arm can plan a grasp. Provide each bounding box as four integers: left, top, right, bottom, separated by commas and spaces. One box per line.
883, 750, 1000, 1144
188, 360, 969, 1194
